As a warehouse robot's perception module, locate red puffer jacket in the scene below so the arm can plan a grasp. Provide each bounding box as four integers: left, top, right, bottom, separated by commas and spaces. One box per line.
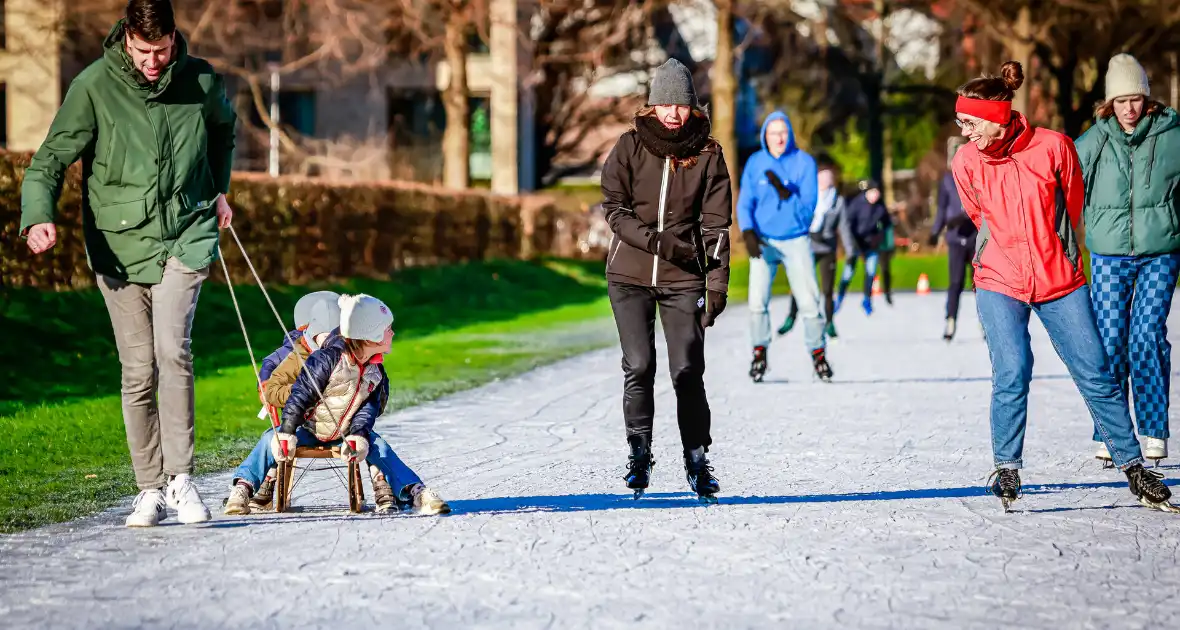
951, 113, 1087, 304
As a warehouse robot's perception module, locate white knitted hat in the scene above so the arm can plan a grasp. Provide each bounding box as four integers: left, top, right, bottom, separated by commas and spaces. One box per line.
303, 299, 341, 350
338, 294, 393, 343
293, 291, 340, 329
1106, 54, 1150, 101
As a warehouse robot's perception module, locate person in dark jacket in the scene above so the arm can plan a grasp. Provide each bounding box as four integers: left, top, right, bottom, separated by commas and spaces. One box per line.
929, 138, 978, 341
600, 58, 732, 502
1077, 53, 1180, 466
837, 180, 891, 315
779, 160, 846, 340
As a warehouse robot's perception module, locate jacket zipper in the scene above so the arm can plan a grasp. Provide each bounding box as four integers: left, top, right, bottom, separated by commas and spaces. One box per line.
652, 157, 671, 287
328, 365, 366, 441
1129, 147, 1136, 256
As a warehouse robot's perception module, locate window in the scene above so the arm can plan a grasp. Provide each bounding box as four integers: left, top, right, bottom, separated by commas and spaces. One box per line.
247, 89, 317, 137
278, 91, 316, 136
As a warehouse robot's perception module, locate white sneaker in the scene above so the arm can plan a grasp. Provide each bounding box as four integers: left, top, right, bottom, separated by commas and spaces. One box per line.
166, 474, 212, 524
1095, 442, 1112, 461
1144, 437, 1168, 460
126, 489, 168, 527
411, 484, 451, 515
223, 484, 252, 516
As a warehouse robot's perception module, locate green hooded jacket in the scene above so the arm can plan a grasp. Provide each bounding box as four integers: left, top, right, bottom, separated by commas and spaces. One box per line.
1076, 107, 1180, 257
20, 20, 237, 284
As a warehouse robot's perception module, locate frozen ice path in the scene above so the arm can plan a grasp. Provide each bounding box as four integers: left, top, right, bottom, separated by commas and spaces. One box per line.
3, 293, 1180, 629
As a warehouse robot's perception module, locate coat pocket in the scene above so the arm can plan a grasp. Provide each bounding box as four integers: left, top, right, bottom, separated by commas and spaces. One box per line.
94, 199, 149, 233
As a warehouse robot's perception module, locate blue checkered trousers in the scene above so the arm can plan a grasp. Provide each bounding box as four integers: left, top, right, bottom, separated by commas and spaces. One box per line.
1090, 252, 1180, 441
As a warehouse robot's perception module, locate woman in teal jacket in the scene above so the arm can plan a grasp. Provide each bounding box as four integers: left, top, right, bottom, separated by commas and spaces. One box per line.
1077, 54, 1180, 466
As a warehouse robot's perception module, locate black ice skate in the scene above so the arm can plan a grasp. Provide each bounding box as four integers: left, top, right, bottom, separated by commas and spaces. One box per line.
988, 468, 1021, 512
684, 447, 720, 504
1126, 464, 1180, 513
624, 436, 655, 499
749, 346, 768, 383
812, 348, 833, 382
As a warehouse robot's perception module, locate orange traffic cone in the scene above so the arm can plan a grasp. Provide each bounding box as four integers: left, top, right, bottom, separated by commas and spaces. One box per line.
872, 275, 882, 296
917, 273, 931, 295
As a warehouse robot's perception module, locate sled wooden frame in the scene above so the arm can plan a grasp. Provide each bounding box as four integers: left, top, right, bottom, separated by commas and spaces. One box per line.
274, 445, 366, 514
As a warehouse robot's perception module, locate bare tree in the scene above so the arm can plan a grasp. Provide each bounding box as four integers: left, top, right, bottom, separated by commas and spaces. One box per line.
524, 0, 668, 183
387, 0, 490, 189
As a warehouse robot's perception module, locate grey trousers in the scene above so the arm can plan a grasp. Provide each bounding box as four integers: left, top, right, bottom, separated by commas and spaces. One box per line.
97, 258, 209, 490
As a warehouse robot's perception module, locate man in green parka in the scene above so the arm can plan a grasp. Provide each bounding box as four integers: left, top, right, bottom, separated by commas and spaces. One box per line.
1077, 53, 1180, 467
20, 0, 237, 527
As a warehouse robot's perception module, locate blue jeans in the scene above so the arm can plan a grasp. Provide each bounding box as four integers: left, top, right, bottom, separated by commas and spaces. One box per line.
1089, 253, 1180, 441
233, 427, 423, 496
748, 235, 825, 350
976, 287, 1145, 471
837, 251, 879, 305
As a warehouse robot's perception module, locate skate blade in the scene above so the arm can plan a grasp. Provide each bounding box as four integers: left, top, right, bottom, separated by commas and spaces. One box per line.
697, 494, 718, 505
1097, 457, 1115, 469
1000, 497, 1017, 513
632, 489, 645, 500
1138, 497, 1180, 513
1147, 457, 1166, 469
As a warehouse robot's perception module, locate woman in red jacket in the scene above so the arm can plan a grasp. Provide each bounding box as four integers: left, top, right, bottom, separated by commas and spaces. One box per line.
951, 61, 1175, 512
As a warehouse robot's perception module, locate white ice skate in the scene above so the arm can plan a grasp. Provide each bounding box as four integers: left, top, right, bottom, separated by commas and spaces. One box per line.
1095, 442, 1114, 468
1144, 438, 1168, 467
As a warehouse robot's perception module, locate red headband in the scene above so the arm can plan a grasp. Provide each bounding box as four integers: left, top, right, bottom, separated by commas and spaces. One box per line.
955, 96, 1012, 125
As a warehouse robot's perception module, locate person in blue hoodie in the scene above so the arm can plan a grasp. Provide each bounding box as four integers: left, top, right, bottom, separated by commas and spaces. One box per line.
737, 110, 831, 383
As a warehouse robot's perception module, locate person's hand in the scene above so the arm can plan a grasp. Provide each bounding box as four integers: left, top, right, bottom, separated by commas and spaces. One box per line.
650, 231, 696, 264
25, 224, 57, 254
215, 194, 233, 229
765, 170, 794, 201
271, 432, 298, 462
742, 229, 762, 259
699, 290, 727, 328
340, 436, 370, 463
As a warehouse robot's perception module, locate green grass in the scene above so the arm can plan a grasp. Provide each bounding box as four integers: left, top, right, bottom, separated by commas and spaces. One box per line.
0, 258, 616, 532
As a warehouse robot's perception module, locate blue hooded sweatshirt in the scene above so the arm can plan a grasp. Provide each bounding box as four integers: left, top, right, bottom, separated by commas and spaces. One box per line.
736, 111, 818, 241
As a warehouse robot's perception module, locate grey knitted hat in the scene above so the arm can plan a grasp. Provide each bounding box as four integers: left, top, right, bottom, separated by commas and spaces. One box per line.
648, 58, 697, 107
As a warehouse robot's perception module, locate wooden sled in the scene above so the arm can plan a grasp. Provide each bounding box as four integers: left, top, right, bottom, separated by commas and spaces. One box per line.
273, 445, 366, 514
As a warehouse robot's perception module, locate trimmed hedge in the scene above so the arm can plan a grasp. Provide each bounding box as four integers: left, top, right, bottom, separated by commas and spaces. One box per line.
0, 151, 591, 290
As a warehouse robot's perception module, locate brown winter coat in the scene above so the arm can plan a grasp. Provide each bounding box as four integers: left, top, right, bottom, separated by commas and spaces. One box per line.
600, 123, 733, 293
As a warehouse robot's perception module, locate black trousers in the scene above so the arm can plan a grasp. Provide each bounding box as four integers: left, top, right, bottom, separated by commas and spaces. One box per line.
947, 238, 976, 320
608, 282, 710, 452
788, 252, 837, 324
878, 250, 894, 296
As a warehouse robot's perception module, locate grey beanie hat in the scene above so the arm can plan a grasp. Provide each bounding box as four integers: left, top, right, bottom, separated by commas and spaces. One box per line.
648, 58, 697, 107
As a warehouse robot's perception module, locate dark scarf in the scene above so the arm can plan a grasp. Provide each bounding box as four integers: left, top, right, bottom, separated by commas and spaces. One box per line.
634, 114, 713, 159
981, 113, 1026, 159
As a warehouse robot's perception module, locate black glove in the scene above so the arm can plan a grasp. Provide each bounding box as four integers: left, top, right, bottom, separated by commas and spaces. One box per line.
700, 290, 727, 328
650, 230, 696, 265
742, 229, 762, 259
927, 232, 940, 247
765, 170, 794, 201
